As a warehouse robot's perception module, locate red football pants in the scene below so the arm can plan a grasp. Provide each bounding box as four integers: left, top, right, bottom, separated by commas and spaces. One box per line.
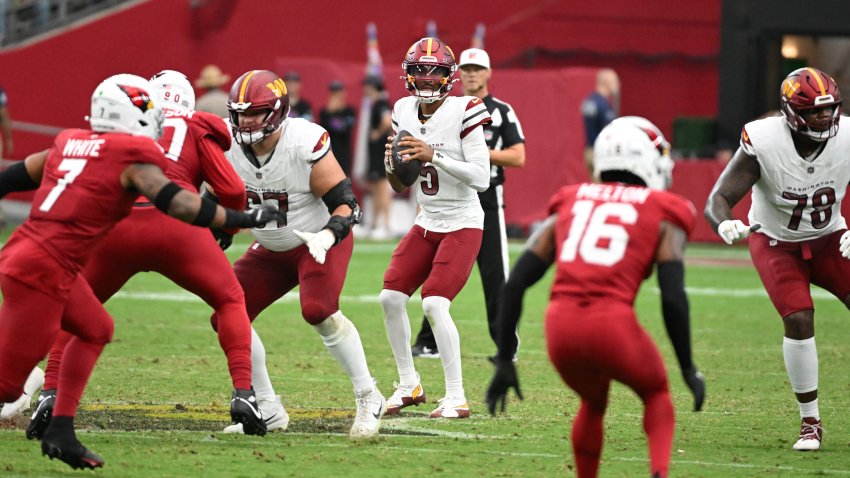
44, 207, 252, 391
0, 273, 112, 418
545, 300, 674, 478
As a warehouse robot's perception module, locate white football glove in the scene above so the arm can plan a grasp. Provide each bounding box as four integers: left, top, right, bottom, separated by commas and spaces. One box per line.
293, 229, 336, 264
839, 230, 850, 259
717, 220, 759, 245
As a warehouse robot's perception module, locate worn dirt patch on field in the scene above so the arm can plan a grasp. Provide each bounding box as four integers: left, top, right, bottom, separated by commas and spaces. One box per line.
1, 403, 437, 436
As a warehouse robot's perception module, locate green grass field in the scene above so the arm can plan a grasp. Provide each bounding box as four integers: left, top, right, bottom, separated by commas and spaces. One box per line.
1, 234, 850, 477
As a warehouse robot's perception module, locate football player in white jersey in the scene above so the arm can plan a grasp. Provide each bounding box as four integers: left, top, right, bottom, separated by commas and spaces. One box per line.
706, 67, 850, 451
379, 37, 491, 418
208, 69, 385, 439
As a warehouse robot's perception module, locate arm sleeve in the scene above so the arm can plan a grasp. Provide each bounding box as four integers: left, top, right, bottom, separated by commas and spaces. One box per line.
496, 250, 551, 360
657, 260, 694, 371
430, 126, 490, 192
198, 135, 246, 212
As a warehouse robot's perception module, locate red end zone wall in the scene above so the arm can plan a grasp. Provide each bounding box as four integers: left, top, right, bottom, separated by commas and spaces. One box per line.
0, 0, 727, 239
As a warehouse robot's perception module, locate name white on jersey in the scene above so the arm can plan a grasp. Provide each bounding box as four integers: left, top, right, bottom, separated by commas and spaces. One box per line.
742, 116, 850, 241
226, 118, 331, 251
392, 96, 490, 232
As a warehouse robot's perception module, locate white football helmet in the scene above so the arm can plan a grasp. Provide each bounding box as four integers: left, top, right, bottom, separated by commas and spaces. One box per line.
593, 116, 673, 190
150, 69, 195, 113
89, 74, 163, 140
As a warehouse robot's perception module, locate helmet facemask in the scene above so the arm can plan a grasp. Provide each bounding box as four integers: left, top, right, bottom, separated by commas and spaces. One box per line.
404, 63, 455, 103
229, 103, 283, 145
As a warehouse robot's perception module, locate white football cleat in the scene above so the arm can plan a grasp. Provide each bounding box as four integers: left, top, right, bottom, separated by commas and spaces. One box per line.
385, 379, 427, 416
793, 417, 823, 451
350, 380, 385, 440
1, 366, 44, 419
223, 395, 289, 433
430, 396, 470, 419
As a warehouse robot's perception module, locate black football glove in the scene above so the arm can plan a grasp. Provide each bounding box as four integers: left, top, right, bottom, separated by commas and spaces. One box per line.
224, 205, 284, 229
485, 358, 524, 416
211, 229, 233, 250
682, 365, 705, 412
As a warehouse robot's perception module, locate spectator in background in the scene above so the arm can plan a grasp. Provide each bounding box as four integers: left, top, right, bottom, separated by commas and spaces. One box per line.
0, 85, 11, 157
285, 71, 313, 122
320, 80, 356, 176
194, 64, 231, 118
581, 68, 619, 178
363, 75, 393, 239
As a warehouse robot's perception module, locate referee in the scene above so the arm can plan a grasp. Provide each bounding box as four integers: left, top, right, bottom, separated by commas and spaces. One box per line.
411, 47, 526, 359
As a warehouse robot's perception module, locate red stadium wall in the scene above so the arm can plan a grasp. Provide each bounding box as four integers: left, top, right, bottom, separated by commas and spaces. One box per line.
0, 0, 724, 237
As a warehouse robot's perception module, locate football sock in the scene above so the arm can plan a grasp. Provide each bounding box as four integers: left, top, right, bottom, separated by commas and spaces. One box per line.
214, 301, 253, 390
249, 328, 277, 402
799, 398, 820, 421
313, 311, 373, 393
642, 389, 674, 478
783, 336, 818, 395
422, 296, 464, 398
44, 331, 72, 390
380, 289, 418, 386
54, 338, 104, 417
572, 400, 605, 478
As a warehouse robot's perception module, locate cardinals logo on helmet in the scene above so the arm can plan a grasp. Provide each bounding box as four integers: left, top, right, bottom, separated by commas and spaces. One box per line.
116, 85, 153, 113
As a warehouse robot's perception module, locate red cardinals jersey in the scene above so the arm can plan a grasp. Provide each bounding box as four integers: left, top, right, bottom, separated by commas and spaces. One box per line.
158, 109, 244, 211
0, 129, 169, 287
548, 182, 696, 305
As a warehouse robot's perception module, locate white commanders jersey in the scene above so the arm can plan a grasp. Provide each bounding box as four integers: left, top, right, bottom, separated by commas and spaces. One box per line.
226, 118, 331, 251
742, 115, 850, 241
392, 95, 491, 232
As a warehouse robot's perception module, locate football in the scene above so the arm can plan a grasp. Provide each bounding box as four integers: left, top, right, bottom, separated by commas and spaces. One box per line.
390, 130, 422, 187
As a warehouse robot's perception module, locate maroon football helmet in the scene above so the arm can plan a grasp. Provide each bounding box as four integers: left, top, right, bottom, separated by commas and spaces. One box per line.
780, 67, 843, 141
227, 70, 290, 144
402, 37, 457, 103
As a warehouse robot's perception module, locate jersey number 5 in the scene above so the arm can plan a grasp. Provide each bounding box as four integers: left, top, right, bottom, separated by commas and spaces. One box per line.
38, 158, 88, 212
560, 200, 637, 266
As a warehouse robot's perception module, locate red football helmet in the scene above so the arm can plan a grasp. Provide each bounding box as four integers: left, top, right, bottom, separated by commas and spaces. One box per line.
780, 67, 843, 141
227, 70, 290, 145
402, 37, 457, 103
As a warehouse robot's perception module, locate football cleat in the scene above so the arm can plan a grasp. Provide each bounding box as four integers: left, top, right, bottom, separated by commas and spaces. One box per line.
41, 435, 104, 470
26, 388, 56, 440
1, 366, 44, 419
229, 389, 267, 436
350, 381, 386, 440
385, 380, 427, 415
411, 344, 440, 359
430, 396, 470, 419
40, 417, 104, 470
223, 395, 288, 433
792, 417, 823, 451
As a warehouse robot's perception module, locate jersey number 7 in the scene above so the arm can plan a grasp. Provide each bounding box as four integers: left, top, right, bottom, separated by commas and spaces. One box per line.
39, 158, 88, 212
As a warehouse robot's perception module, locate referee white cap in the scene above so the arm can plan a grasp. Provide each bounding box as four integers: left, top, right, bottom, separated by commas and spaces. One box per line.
459, 48, 490, 69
